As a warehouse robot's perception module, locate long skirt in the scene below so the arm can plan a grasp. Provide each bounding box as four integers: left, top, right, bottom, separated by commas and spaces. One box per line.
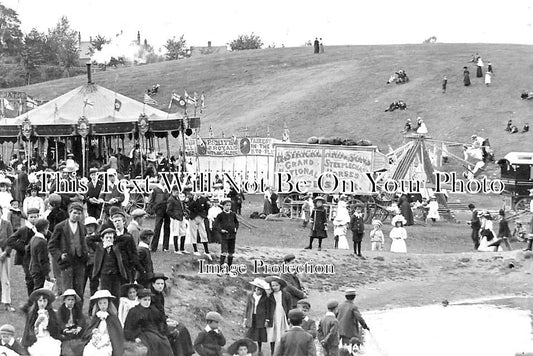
476, 66, 483, 78
391, 239, 407, 253
464, 74, 471, 86
246, 314, 268, 342
138, 330, 173, 356
263, 199, 272, 215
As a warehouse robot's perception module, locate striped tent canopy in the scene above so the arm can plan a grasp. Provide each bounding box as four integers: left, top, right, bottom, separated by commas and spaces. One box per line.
0, 83, 199, 138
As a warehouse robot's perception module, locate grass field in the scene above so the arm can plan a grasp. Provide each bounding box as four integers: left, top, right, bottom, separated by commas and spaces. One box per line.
10, 44, 533, 157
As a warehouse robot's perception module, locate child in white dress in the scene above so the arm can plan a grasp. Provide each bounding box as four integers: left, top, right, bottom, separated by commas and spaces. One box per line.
333, 200, 351, 249
117, 283, 140, 326
426, 196, 440, 224
390, 215, 407, 253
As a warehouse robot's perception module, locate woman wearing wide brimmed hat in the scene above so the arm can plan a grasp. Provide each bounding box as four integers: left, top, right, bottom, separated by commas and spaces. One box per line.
124, 288, 173, 356
22, 288, 62, 356
243, 278, 273, 355
333, 200, 351, 250
82, 290, 124, 356
305, 196, 328, 251
265, 276, 291, 353
228, 338, 258, 356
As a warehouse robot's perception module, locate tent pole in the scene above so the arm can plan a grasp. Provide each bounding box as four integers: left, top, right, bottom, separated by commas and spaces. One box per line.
81, 136, 86, 178
165, 133, 170, 159
55, 139, 58, 169
181, 125, 187, 173
140, 134, 144, 178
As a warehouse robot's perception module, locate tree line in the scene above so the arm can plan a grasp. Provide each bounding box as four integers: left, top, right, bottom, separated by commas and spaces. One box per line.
0, 3, 263, 88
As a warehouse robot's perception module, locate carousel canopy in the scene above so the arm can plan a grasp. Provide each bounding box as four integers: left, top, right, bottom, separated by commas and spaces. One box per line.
0, 83, 199, 138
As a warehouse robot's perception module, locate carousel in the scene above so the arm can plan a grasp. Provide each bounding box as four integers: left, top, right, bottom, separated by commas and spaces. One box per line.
0, 64, 200, 178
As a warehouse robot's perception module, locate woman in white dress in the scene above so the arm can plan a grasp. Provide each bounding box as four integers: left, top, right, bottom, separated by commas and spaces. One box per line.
478, 212, 498, 252
426, 196, 440, 224
117, 283, 140, 326
266, 276, 290, 354
333, 200, 351, 249
0, 178, 13, 220
22, 184, 45, 217
22, 289, 62, 356
390, 215, 408, 253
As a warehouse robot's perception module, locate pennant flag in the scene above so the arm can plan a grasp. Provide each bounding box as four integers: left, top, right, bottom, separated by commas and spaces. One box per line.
184, 90, 197, 106
26, 96, 38, 108
282, 122, 290, 142
170, 93, 187, 109
2, 98, 14, 111
114, 98, 122, 112
196, 132, 206, 150
144, 93, 158, 105
83, 98, 94, 108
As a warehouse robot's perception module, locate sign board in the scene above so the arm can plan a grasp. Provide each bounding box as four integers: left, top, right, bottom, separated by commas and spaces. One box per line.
273, 143, 382, 193
185, 137, 279, 157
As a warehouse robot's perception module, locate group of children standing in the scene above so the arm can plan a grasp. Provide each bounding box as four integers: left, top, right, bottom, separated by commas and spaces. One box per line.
304, 195, 411, 256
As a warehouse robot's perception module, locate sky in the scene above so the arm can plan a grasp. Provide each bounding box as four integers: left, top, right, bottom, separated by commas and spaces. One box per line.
3, 0, 533, 51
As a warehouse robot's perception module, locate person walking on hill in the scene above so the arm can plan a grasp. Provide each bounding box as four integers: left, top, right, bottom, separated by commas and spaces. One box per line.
319, 38, 324, 53
313, 38, 319, 54
476, 57, 484, 78
442, 75, 448, 93
463, 67, 471, 86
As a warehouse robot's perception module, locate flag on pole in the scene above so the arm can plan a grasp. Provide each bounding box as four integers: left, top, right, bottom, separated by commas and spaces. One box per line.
144, 93, 158, 105
184, 90, 197, 106
83, 98, 94, 108
18, 98, 23, 116
2, 98, 14, 111
196, 131, 206, 150
114, 98, 122, 112
26, 96, 38, 108
193, 92, 199, 107
266, 125, 271, 137
282, 123, 290, 142
209, 125, 214, 138
169, 93, 187, 109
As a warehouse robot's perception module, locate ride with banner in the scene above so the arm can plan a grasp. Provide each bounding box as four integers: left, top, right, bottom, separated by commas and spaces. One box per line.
273, 143, 388, 194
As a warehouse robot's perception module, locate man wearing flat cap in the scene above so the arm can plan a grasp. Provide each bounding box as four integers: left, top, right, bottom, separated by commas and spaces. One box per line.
280, 254, 306, 309
48, 202, 88, 303
274, 309, 316, 356
336, 288, 369, 349
6, 207, 40, 296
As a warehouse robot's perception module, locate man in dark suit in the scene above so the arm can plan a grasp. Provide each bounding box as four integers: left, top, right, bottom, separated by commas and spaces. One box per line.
468, 203, 481, 249
280, 254, 306, 309
98, 168, 124, 221
85, 168, 103, 218
274, 309, 316, 356
93, 227, 128, 308
6, 207, 39, 296
28, 219, 51, 291
336, 288, 369, 348
148, 177, 170, 252
48, 202, 88, 304
137, 229, 154, 287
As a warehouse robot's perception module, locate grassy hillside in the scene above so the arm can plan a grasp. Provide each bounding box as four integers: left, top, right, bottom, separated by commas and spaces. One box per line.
11, 44, 533, 157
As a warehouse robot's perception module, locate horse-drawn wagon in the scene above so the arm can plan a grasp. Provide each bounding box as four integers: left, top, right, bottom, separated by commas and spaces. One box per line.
273, 142, 389, 223
497, 152, 533, 212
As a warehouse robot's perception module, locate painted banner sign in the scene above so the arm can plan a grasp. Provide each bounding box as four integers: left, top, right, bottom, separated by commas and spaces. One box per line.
274, 143, 380, 193
184, 137, 279, 157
